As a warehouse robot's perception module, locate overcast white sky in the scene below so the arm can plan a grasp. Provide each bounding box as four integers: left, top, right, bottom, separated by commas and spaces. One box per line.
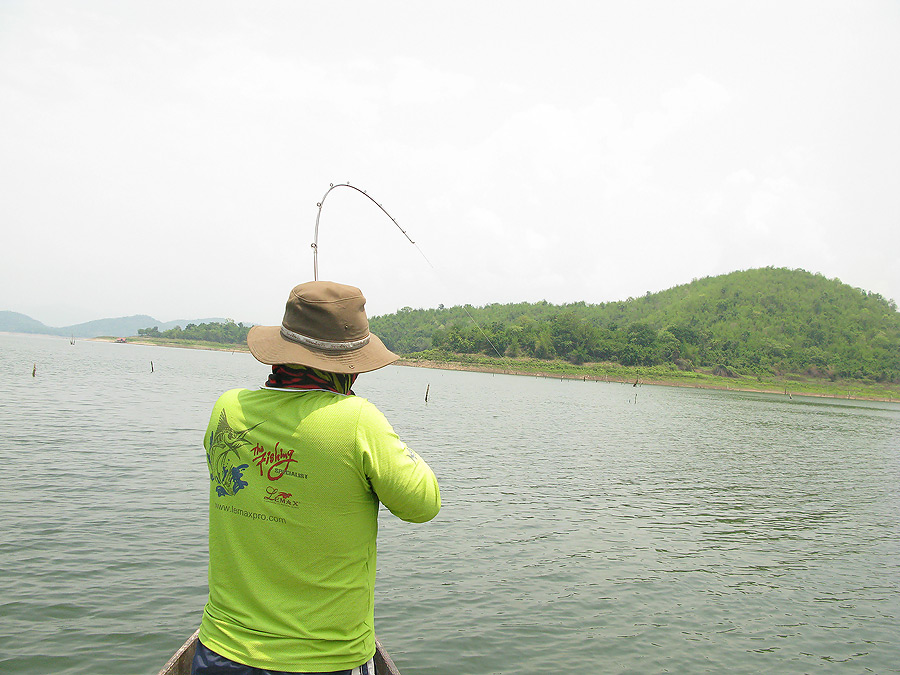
1, 1, 898, 327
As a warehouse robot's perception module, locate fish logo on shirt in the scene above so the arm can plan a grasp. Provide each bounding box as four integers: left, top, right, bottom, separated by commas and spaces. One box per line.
207, 410, 261, 497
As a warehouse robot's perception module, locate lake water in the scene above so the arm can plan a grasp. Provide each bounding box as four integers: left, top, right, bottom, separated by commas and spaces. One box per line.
2, 332, 899, 674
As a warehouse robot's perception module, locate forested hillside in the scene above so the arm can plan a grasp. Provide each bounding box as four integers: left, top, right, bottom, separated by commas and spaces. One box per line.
369, 268, 900, 382
138, 320, 250, 344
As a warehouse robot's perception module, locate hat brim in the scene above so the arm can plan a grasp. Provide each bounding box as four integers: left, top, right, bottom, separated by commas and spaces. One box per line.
247, 325, 398, 373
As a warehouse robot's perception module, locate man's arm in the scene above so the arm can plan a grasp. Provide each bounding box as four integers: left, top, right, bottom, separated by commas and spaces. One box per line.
357, 401, 441, 523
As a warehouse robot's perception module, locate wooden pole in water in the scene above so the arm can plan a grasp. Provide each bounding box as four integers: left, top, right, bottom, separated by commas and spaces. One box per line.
32, 363, 36, 377
151, 361, 154, 373
425, 384, 430, 403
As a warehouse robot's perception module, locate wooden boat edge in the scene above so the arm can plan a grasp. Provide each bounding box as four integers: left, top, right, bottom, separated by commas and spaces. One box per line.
157, 630, 401, 675
374, 635, 401, 675
156, 628, 199, 675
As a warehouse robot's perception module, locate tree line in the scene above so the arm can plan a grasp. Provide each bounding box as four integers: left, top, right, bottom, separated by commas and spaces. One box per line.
369, 268, 900, 382
138, 320, 250, 344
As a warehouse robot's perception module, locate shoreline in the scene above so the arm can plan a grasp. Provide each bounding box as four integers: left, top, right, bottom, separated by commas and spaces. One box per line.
394, 359, 899, 403
82, 336, 898, 403
90, 336, 250, 353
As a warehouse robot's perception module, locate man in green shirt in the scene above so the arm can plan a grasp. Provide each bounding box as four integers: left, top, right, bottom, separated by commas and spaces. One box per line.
194, 281, 441, 674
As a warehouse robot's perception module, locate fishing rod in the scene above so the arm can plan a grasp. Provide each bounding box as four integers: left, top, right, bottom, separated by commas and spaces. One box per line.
312, 183, 432, 279
311, 182, 503, 358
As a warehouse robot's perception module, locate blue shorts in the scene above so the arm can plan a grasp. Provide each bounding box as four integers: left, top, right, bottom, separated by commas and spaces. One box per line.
192, 639, 375, 675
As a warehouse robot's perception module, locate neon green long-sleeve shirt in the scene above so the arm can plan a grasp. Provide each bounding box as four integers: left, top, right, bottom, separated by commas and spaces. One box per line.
198, 387, 441, 671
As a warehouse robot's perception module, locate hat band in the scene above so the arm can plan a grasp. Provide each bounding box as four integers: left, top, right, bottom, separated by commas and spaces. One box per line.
280, 325, 371, 352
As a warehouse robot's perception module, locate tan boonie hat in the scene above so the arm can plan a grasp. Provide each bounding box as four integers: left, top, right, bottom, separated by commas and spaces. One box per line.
247, 281, 398, 373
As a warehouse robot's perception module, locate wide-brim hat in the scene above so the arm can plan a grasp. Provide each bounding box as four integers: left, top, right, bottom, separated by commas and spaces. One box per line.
247, 281, 398, 374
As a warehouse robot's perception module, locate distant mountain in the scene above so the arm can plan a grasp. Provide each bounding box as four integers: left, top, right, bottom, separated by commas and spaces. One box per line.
0, 311, 49, 334
0, 311, 229, 338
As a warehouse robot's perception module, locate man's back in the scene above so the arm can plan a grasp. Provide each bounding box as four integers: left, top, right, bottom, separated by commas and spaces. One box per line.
199, 387, 440, 672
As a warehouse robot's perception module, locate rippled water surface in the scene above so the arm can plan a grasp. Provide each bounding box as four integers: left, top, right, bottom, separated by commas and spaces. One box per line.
2, 333, 899, 674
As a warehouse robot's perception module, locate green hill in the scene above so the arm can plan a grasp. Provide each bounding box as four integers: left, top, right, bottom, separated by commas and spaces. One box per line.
370, 267, 900, 383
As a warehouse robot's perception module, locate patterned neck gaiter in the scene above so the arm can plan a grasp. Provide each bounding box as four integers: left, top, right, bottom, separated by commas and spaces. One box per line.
264, 364, 357, 395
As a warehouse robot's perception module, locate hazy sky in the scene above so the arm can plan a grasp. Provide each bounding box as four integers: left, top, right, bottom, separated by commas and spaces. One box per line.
2, 1, 898, 327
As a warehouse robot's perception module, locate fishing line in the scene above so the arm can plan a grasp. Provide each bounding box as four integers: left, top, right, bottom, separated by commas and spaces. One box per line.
311, 182, 504, 358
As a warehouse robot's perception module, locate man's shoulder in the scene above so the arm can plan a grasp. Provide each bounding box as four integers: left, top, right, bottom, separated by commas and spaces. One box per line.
214, 387, 251, 405
351, 396, 394, 431
216, 388, 375, 413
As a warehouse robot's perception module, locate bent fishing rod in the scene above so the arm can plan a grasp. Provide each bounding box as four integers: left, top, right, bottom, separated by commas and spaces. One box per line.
310, 182, 502, 358
312, 183, 432, 280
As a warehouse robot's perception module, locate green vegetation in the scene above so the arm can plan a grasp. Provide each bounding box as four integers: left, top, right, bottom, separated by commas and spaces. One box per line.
370, 267, 900, 387
130, 268, 900, 399
138, 320, 250, 344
